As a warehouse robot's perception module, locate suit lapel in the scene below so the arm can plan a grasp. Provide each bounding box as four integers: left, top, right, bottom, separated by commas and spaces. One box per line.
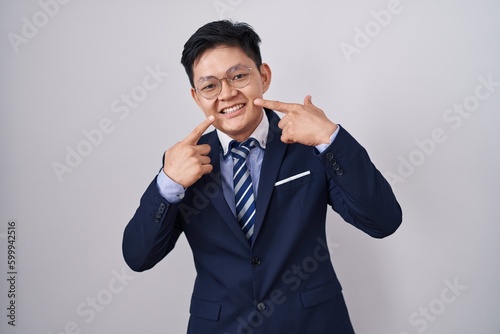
252, 109, 287, 245
202, 132, 250, 247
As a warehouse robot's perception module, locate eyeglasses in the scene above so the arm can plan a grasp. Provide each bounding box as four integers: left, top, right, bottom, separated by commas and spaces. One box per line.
195, 65, 253, 100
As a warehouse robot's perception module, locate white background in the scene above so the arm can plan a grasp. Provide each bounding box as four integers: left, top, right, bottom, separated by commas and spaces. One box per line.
1, 1, 499, 333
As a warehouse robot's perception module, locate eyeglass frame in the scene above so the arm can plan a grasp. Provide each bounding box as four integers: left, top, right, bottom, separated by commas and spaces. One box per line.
194, 65, 254, 100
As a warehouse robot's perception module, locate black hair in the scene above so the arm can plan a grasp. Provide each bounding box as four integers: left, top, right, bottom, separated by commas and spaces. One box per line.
181, 20, 262, 88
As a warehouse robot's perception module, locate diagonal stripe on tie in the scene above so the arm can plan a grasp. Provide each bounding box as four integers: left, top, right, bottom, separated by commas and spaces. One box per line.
231, 138, 257, 242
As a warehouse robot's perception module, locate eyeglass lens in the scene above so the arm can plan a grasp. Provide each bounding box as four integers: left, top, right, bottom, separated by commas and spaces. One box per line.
197, 66, 251, 99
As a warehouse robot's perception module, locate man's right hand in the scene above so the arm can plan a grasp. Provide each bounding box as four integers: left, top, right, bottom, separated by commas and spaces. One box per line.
163, 115, 215, 188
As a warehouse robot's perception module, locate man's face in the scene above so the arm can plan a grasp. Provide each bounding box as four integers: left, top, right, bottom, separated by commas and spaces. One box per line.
191, 45, 271, 142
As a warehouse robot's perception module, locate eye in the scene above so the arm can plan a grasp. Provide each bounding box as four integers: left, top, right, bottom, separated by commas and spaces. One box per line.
232, 72, 248, 81
200, 82, 217, 91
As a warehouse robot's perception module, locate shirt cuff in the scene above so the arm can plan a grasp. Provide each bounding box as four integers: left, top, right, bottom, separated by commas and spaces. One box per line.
156, 170, 185, 203
315, 125, 340, 154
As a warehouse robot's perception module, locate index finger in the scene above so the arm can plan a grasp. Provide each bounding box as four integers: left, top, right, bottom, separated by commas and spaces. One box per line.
254, 98, 296, 114
183, 115, 215, 144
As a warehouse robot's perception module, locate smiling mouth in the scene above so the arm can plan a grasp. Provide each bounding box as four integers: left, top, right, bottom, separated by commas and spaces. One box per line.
220, 103, 245, 115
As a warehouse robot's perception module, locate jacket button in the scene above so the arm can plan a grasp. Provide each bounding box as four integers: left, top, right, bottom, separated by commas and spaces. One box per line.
256, 302, 266, 311
252, 257, 261, 266
326, 152, 334, 160
159, 203, 166, 213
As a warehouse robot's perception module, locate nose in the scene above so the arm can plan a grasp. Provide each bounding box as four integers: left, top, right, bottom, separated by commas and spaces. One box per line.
218, 78, 238, 100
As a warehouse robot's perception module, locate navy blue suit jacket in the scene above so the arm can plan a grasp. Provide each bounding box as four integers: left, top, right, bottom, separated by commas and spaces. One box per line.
122, 109, 402, 334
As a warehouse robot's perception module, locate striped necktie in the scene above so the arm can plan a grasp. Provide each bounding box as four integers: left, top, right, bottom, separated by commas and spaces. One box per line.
231, 138, 257, 242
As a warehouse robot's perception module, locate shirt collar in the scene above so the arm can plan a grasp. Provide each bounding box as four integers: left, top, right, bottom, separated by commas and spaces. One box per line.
217, 110, 269, 157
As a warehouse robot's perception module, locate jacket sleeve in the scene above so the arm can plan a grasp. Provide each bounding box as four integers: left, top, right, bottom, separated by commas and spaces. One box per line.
122, 176, 184, 272
319, 126, 403, 238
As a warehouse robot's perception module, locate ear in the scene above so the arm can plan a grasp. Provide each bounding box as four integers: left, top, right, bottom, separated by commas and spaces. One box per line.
191, 87, 202, 107
259, 63, 272, 94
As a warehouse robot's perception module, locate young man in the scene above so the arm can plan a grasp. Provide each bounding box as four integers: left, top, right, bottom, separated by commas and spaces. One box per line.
122, 20, 402, 334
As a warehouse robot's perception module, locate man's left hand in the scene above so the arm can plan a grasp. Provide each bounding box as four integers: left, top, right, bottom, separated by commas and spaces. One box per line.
254, 95, 338, 146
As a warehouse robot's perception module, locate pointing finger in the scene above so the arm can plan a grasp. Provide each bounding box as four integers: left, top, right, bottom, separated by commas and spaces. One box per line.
183, 115, 215, 145
254, 98, 295, 114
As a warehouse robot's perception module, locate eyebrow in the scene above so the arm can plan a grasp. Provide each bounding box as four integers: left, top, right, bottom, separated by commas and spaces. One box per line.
198, 63, 244, 82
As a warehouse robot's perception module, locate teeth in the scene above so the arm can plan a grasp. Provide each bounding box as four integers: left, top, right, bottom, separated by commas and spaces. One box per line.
221, 104, 244, 114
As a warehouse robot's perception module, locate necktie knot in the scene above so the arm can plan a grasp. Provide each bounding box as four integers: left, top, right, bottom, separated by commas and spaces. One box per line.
230, 138, 257, 161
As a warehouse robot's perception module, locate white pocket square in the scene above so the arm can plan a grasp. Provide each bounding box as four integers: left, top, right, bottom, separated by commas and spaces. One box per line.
275, 171, 311, 186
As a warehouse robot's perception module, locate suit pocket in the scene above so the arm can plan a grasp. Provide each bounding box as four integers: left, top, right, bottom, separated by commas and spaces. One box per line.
189, 297, 222, 321
300, 279, 342, 308
274, 170, 312, 193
